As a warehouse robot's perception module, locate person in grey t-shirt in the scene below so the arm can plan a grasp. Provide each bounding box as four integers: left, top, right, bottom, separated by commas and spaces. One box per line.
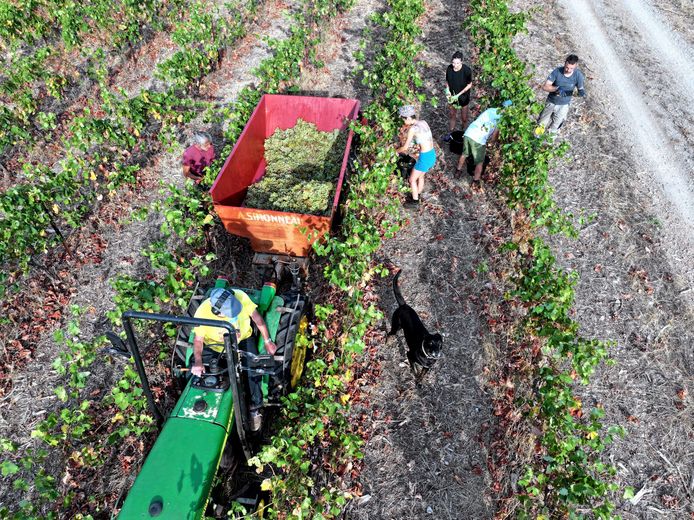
538, 54, 586, 133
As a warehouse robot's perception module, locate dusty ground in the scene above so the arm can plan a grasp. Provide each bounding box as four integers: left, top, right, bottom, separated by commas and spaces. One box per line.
652, 0, 694, 46
558, 0, 694, 241
512, 0, 694, 517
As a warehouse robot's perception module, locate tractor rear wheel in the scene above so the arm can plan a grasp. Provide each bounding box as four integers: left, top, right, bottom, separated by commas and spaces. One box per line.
274, 292, 311, 391
171, 284, 207, 391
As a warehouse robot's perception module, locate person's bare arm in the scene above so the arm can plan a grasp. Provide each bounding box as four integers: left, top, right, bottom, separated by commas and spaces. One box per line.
251, 310, 277, 355
461, 80, 473, 94
192, 335, 204, 376
396, 127, 415, 155
488, 128, 500, 145
182, 163, 203, 182
541, 79, 559, 93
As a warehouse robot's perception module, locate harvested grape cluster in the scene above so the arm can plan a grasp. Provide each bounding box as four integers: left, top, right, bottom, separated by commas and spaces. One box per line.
245, 119, 346, 215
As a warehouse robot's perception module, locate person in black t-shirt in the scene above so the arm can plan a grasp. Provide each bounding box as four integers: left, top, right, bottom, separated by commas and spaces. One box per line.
443, 51, 473, 142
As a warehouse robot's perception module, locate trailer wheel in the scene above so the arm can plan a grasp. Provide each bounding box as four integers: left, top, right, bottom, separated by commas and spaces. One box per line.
275, 292, 311, 391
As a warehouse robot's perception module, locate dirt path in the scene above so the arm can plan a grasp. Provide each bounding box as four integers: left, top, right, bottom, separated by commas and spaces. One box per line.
346, 1, 496, 518
652, 0, 694, 47
514, 0, 694, 517
558, 0, 694, 241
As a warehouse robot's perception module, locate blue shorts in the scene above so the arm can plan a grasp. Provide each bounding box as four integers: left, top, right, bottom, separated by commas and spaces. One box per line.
413, 149, 436, 173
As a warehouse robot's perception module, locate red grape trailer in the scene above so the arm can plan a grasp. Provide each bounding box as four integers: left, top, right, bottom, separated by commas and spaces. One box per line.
210, 94, 360, 261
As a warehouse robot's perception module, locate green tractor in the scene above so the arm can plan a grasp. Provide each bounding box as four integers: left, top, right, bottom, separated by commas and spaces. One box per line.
104, 267, 311, 519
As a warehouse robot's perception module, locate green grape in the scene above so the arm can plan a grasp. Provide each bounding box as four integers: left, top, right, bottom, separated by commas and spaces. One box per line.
245, 120, 347, 215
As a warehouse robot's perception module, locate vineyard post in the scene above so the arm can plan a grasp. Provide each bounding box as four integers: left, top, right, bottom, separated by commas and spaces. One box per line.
40, 201, 73, 258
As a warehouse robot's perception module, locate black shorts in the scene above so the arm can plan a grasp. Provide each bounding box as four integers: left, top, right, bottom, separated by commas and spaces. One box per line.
450, 93, 471, 108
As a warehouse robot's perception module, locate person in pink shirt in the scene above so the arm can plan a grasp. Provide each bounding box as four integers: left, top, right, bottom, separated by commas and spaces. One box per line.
182, 132, 215, 183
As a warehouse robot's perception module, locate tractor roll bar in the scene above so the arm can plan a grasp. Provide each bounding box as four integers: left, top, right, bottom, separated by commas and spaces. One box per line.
120, 312, 247, 451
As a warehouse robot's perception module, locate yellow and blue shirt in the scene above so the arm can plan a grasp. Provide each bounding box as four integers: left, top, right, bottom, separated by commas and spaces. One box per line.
193, 290, 257, 351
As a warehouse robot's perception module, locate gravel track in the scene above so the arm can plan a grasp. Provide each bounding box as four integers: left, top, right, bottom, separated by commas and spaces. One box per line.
559, 0, 694, 239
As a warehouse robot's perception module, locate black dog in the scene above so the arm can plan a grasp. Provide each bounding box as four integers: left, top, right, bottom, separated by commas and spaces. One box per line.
388, 270, 443, 382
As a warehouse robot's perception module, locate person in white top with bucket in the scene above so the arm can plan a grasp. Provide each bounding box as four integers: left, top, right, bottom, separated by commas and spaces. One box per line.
396, 105, 436, 206
455, 100, 512, 186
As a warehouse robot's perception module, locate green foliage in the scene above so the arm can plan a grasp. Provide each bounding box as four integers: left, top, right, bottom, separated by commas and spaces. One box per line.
143, 243, 214, 308
1, 461, 19, 477
245, 120, 346, 214
2, 323, 151, 518
250, 360, 362, 518
156, 181, 216, 245
0, 0, 172, 155
0, 444, 58, 520
51, 324, 99, 398
466, 0, 622, 517
106, 364, 155, 443
0, 48, 65, 116
356, 0, 425, 105
156, 0, 252, 91
0, 1, 49, 48
0, 77, 198, 296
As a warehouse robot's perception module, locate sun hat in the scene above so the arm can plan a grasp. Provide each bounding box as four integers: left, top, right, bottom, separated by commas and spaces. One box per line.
209, 288, 242, 322
398, 105, 416, 117
502, 99, 513, 107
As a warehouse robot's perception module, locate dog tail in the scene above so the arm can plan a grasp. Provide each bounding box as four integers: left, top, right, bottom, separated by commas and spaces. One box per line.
393, 270, 406, 307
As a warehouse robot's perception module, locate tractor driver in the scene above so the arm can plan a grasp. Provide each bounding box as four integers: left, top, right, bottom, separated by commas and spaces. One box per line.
191, 288, 277, 429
